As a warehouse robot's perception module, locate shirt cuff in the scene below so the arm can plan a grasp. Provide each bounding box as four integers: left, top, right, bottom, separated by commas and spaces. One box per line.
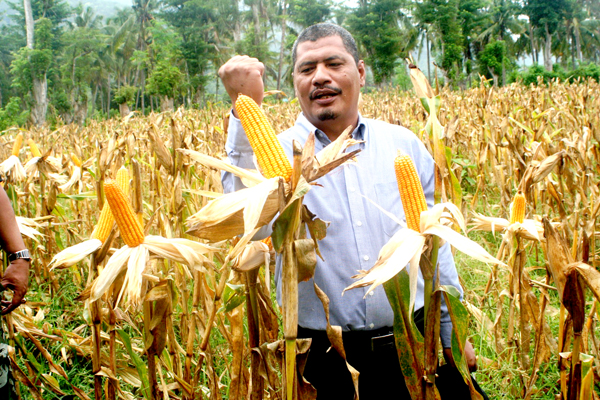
440, 321, 453, 348
225, 110, 253, 155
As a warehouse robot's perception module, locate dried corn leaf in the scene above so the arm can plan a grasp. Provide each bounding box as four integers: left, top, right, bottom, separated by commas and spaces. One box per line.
187, 178, 280, 241
313, 282, 359, 400
232, 241, 270, 272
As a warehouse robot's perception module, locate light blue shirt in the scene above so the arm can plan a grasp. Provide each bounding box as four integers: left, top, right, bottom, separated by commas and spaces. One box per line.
222, 112, 463, 347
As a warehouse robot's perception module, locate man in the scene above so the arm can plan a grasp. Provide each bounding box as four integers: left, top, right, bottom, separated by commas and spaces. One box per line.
220, 23, 479, 399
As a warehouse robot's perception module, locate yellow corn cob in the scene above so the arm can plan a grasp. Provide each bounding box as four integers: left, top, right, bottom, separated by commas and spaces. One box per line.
509, 192, 526, 224
71, 154, 82, 167
104, 181, 145, 247
12, 133, 23, 157
235, 94, 292, 181
28, 139, 42, 157
91, 168, 131, 243
262, 236, 273, 251
92, 201, 114, 243
116, 166, 130, 198
395, 153, 428, 232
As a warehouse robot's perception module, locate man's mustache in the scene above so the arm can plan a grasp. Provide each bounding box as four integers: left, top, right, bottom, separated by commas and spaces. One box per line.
309, 86, 342, 100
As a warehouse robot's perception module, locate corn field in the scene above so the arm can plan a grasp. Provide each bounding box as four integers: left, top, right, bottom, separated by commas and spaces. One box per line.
1, 79, 600, 399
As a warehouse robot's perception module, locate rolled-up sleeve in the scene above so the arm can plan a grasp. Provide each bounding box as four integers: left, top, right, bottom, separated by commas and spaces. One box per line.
222, 111, 255, 193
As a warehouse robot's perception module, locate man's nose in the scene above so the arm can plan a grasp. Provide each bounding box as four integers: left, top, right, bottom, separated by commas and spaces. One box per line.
312, 64, 331, 86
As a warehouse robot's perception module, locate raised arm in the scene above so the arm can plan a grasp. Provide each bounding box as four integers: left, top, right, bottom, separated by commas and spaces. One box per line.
219, 56, 266, 193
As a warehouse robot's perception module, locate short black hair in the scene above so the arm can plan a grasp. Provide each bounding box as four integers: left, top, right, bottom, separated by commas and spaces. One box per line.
292, 23, 359, 69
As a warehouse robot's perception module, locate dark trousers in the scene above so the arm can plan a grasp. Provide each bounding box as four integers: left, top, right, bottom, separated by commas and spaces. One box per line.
298, 311, 489, 399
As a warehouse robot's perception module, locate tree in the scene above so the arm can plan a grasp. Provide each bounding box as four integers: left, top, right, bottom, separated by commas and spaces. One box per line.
24, 0, 48, 125
146, 59, 184, 111
526, 0, 573, 71
5, 0, 69, 125
347, 0, 405, 85
58, 5, 105, 123
476, 0, 524, 85
288, 0, 331, 28
458, 0, 489, 79
0, 20, 22, 108
417, 0, 465, 84
143, 20, 186, 110
160, 0, 239, 104
114, 85, 137, 116
20, 2, 51, 126
477, 40, 509, 86
132, 0, 159, 112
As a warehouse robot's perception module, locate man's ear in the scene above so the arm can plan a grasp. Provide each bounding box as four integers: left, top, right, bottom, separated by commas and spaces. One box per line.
358, 60, 366, 88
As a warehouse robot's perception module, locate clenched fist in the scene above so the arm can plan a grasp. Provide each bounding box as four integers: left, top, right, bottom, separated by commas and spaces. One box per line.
218, 55, 265, 116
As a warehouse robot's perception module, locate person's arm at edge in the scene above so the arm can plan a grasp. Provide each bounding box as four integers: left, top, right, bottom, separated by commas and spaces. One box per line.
0, 184, 29, 314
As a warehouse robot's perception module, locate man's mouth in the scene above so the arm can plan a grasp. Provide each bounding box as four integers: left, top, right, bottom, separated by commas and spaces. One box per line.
310, 87, 342, 101
316, 93, 335, 99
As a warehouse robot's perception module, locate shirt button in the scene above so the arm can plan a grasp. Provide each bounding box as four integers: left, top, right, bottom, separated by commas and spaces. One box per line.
356, 221, 362, 226
369, 291, 374, 296
369, 323, 375, 329
363, 255, 370, 261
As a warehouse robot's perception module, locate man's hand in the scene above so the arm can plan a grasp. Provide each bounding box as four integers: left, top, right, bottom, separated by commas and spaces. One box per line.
218, 55, 265, 115
443, 339, 478, 372
1, 258, 30, 314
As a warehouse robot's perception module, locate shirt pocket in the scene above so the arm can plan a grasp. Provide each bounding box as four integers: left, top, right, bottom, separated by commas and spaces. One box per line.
374, 181, 404, 238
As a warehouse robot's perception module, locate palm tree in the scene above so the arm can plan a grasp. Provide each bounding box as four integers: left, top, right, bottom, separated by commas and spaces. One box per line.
60, 5, 105, 123
132, 0, 159, 112
476, 0, 524, 84
24, 0, 48, 125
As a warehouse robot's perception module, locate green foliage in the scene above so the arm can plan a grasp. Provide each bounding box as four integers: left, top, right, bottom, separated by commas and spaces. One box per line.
9, 48, 33, 96
29, 48, 53, 78
234, 22, 273, 65
567, 62, 600, 82
8, 17, 54, 105
525, 0, 573, 33
514, 65, 562, 85
0, 97, 29, 131
50, 90, 72, 115
347, 0, 404, 85
458, 0, 488, 62
477, 40, 507, 79
417, 0, 464, 83
159, 0, 235, 96
393, 63, 412, 91
34, 17, 54, 50
288, 0, 332, 28
512, 63, 600, 85
147, 20, 183, 61
145, 59, 184, 98
114, 85, 137, 105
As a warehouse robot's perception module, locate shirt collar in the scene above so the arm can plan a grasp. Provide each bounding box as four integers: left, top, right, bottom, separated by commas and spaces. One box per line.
296, 113, 366, 147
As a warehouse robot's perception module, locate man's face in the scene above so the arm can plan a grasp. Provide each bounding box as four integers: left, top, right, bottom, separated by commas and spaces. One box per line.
293, 35, 365, 139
